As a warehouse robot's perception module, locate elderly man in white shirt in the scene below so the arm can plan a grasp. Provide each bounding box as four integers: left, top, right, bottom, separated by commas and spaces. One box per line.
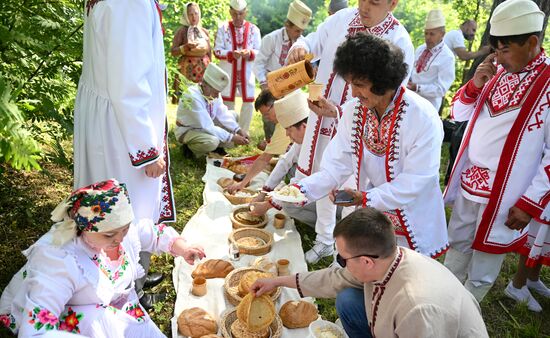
175, 63, 249, 157
407, 9, 455, 112
444, 19, 490, 61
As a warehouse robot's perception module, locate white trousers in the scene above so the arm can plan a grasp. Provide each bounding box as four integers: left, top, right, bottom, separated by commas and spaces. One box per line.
284, 196, 337, 245
444, 193, 506, 302
224, 98, 254, 134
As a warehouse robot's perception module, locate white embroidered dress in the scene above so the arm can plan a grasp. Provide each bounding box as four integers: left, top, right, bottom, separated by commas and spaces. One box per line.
411, 40, 455, 110
73, 0, 175, 223
0, 220, 182, 337
445, 51, 550, 254
298, 89, 449, 257
214, 20, 261, 103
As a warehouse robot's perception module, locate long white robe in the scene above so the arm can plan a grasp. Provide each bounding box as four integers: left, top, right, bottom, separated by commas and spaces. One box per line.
213, 20, 261, 103
298, 88, 448, 257
410, 40, 455, 111
74, 0, 175, 224
0, 220, 181, 337
445, 51, 550, 254
253, 27, 299, 85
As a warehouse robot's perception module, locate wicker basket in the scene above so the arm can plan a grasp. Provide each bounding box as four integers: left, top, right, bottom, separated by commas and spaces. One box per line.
229, 228, 273, 256
223, 267, 281, 306
223, 189, 259, 205
220, 308, 283, 338
230, 207, 268, 229
217, 177, 235, 189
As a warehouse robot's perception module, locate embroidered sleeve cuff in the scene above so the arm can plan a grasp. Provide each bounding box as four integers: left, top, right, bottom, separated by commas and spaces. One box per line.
296, 273, 304, 298
214, 50, 228, 60
515, 196, 544, 219
268, 197, 283, 210
249, 50, 256, 61
337, 105, 343, 119
227, 51, 235, 62
361, 191, 368, 208
463, 80, 483, 101
129, 147, 160, 167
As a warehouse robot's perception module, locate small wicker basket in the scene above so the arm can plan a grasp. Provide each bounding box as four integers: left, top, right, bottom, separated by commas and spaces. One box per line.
229, 228, 273, 256
223, 267, 281, 306
223, 189, 259, 205
230, 207, 268, 229
220, 308, 283, 338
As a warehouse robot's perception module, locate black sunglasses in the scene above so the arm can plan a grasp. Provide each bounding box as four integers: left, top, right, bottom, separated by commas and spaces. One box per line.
336, 253, 379, 267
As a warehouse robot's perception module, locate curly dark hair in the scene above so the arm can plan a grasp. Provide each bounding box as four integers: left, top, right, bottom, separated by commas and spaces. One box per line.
333, 33, 408, 96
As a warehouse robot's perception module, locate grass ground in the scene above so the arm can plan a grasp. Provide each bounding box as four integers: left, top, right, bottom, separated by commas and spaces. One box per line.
0, 101, 549, 337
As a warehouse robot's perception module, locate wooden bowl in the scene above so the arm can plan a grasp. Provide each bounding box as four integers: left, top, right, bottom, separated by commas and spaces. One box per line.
230, 207, 268, 229
229, 228, 273, 256
220, 308, 283, 338
223, 189, 259, 205
223, 267, 281, 306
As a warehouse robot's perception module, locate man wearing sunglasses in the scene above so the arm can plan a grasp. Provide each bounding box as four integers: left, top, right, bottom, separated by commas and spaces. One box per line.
252, 207, 488, 338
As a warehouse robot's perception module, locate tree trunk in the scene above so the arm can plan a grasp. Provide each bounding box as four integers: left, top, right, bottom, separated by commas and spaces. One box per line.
463, 0, 550, 83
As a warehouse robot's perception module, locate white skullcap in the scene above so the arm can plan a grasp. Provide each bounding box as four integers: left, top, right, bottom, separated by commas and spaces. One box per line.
425, 9, 445, 30
287, 0, 313, 30
490, 0, 544, 36
274, 89, 309, 128
230, 0, 247, 11
203, 63, 229, 92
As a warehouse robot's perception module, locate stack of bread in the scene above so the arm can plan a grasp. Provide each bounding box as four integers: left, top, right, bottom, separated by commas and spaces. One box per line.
231, 293, 276, 338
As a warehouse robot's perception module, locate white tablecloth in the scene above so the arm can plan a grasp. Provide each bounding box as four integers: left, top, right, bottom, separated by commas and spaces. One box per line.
171, 160, 313, 338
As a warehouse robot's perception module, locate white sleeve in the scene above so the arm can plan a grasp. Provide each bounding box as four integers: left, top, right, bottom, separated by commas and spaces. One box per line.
214, 24, 233, 61
254, 34, 274, 84
417, 55, 456, 99
449, 31, 465, 50
264, 143, 300, 190
250, 25, 262, 60
15, 245, 80, 337
298, 103, 356, 201
104, 0, 160, 168
135, 219, 183, 255
177, 94, 233, 142
365, 110, 444, 211
213, 100, 240, 137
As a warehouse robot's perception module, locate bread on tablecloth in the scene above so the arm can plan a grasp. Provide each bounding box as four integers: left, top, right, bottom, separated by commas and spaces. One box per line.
279, 300, 318, 328
192, 259, 234, 279
177, 307, 218, 337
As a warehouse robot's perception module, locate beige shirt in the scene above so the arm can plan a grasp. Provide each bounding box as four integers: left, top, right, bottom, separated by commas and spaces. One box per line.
264, 123, 291, 156
298, 247, 488, 338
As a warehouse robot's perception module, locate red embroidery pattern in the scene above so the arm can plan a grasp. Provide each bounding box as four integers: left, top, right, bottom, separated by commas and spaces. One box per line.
363, 109, 394, 157
347, 12, 399, 38
488, 51, 546, 116
278, 38, 292, 67
460, 166, 492, 198
370, 248, 403, 336
129, 147, 159, 167
528, 90, 549, 132
86, 0, 104, 16
297, 117, 323, 176
159, 124, 175, 223
384, 210, 407, 235
415, 49, 432, 73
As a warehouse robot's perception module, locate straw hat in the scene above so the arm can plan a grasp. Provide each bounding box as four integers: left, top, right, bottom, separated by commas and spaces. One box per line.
203, 63, 229, 92
425, 9, 445, 30
490, 0, 544, 36
274, 90, 309, 128
230, 0, 247, 11
287, 0, 312, 30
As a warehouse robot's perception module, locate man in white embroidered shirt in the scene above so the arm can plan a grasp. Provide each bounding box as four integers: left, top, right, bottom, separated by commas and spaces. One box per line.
174, 63, 249, 157
444, 0, 549, 304
407, 9, 455, 112
251, 208, 488, 338
253, 0, 312, 145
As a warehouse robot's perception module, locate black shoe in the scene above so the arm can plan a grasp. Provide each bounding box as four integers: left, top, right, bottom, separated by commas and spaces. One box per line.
212, 147, 227, 156
139, 293, 167, 311
143, 272, 164, 289
181, 144, 193, 158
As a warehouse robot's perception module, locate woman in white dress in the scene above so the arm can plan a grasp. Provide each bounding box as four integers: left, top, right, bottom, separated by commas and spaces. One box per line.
0, 179, 205, 337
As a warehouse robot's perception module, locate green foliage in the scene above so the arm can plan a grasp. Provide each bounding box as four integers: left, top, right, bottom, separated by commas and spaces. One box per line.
0, 0, 84, 169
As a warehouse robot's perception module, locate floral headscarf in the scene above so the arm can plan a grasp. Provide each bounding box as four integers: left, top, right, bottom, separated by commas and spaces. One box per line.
50, 179, 134, 246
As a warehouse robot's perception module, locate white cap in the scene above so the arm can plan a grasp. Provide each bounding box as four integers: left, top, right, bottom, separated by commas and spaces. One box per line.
274, 90, 309, 128
287, 0, 312, 30
425, 9, 445, 30
490, 0, 544, 36
203, 63, 229, 92
230, 0, 247, 11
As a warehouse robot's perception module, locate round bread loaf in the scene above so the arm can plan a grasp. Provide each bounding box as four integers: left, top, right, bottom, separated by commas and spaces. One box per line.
279, 300, 318, 328
177, 307, 218, 337
236, 293, 275, 332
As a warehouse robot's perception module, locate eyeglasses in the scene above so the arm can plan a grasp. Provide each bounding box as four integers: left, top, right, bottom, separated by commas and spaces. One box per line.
336, 253, 379, 267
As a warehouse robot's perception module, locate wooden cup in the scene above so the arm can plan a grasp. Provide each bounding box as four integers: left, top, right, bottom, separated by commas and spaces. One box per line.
308, 83, 324, 102
277, 259, 290, 276
274, 213, 286, 229
191, 277, 207, 297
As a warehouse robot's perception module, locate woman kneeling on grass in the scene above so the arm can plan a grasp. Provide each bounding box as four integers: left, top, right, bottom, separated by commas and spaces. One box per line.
0, 179, 205, 337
